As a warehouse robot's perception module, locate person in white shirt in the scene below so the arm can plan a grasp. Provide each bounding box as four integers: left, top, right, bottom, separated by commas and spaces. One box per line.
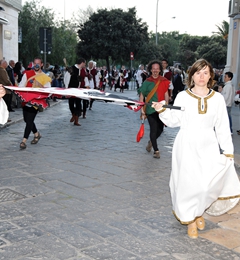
136, 64, 144, 89
86, 60, 99, 110
221, 71, 235, 134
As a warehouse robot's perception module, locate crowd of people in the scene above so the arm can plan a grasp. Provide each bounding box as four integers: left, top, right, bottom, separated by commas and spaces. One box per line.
136, 58, 240, 159
0, 57, 237, 144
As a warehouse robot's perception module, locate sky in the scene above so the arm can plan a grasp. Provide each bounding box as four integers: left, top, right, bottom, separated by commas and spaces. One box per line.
23, 0, 230, 36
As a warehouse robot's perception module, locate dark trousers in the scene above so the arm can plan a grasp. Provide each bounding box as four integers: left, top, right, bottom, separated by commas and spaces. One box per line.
68, 97, 81, 116
22, 106, 38, 139
89, 99, 95, 108
80, 99, 88, 115
227, 106, 232, 133
147, 112, 164, 152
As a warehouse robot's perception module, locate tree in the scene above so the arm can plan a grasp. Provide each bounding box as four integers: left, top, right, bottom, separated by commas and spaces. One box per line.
18, 0, 54, 67
197, 37, 227, 68
158, 31, 182, 66
76, 5, 94, 25
135, 41, 162, 65
76, 7, 149, 71
177, 34, 227, 69
178, 35, 212, 68
19, 0, 78, 68
213, 20, 229, 40
50, 20, 78, 66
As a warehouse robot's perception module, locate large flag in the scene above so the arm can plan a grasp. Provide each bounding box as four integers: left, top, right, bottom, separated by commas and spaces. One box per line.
4, 86, 184, 111
4, 86, 144, 110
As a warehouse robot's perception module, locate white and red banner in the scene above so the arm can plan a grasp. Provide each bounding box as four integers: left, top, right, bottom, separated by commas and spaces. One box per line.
4, 86, 184, 112
4, 86, 144, 111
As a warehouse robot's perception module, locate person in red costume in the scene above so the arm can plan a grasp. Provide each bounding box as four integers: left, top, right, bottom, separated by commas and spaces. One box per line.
64, 58, 89, 123
98, 66, 108, 91
119, 65, 128, 93
18, 57, 51, 150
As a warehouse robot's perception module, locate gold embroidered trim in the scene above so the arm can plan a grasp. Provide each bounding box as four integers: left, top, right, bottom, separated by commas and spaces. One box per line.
157, 108, 166, 114
173, 194, 240, 224
186, 88, 215, 114
172, 211, 202, 225
224, 154, 234, 158
218, 194, 240, 200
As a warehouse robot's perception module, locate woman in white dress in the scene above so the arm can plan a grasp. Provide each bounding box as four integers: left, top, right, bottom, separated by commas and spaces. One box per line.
152, 59, 240, 238
0, 85, 9, 125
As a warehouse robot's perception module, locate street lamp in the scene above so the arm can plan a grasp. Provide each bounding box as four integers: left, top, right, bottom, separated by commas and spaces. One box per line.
155, 0, 159, 45
64, 0, 66, 22
156, 1, 176, 45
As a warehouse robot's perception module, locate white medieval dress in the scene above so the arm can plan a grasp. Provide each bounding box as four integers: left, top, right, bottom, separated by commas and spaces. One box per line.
159, 88, 240, 224
0, 98, 9, 125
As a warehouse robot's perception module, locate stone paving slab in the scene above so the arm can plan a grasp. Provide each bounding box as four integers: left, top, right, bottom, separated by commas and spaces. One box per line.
0, 188, 26, 202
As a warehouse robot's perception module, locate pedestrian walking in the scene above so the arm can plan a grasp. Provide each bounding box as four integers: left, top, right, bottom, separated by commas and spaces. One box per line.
138, 60, 170, 159
222, 71, 235, 134
18, 57, 51, 149
152, 59, 240, 239
64, 58, 89, 125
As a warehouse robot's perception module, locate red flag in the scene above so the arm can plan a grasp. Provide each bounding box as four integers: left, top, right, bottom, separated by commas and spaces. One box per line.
136, 119, 145, 142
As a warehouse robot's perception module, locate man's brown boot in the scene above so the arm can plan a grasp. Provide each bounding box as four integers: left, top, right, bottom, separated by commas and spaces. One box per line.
70, 114, 75, 122
146, 140, 152, 152
74, 115, 81, 126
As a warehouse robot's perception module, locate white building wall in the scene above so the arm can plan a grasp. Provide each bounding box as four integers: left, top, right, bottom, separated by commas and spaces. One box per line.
0, 0, 21, 63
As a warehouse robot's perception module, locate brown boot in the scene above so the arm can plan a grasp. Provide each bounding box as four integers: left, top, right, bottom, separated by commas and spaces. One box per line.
74, 115, 81, 126
70, 114, 75, 122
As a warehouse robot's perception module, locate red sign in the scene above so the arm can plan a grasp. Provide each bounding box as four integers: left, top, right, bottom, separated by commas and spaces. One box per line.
130, 52, 134, 60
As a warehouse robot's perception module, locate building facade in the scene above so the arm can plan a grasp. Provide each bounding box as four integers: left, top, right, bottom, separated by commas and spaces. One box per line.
0, 0, 21, 62
225, 0, 240, 89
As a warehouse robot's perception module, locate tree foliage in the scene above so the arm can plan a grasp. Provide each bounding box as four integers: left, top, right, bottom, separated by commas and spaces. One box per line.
76, 7, 149, 71
158, 31, 182, 65
18, 1, 228, 72
213, 20, 229, 40
19, 0, 78, 68
18, 0, 54, 67
177, 33, 228, 69
135, 41, 162, 65
197, 37, 227, 68
50, 20, 78, 66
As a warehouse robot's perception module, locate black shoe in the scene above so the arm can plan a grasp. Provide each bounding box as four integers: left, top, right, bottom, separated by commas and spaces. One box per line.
9, 109, 15, 112
31, 133, 42, 144
20, 142, 27, 149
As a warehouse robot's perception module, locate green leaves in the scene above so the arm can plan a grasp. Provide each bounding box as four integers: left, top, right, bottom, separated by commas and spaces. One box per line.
76, 7, 149, 69
19, 0, 78, 67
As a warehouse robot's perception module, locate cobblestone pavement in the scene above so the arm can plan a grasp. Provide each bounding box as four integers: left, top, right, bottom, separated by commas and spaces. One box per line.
0, 90, 240, 259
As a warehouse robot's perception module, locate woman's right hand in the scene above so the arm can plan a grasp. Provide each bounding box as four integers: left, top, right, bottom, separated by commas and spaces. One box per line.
151, 101, 164, 111
0, 85, 6, 98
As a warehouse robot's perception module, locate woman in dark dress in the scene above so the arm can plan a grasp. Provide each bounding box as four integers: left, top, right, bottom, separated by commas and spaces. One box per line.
14, 61, 23, 84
